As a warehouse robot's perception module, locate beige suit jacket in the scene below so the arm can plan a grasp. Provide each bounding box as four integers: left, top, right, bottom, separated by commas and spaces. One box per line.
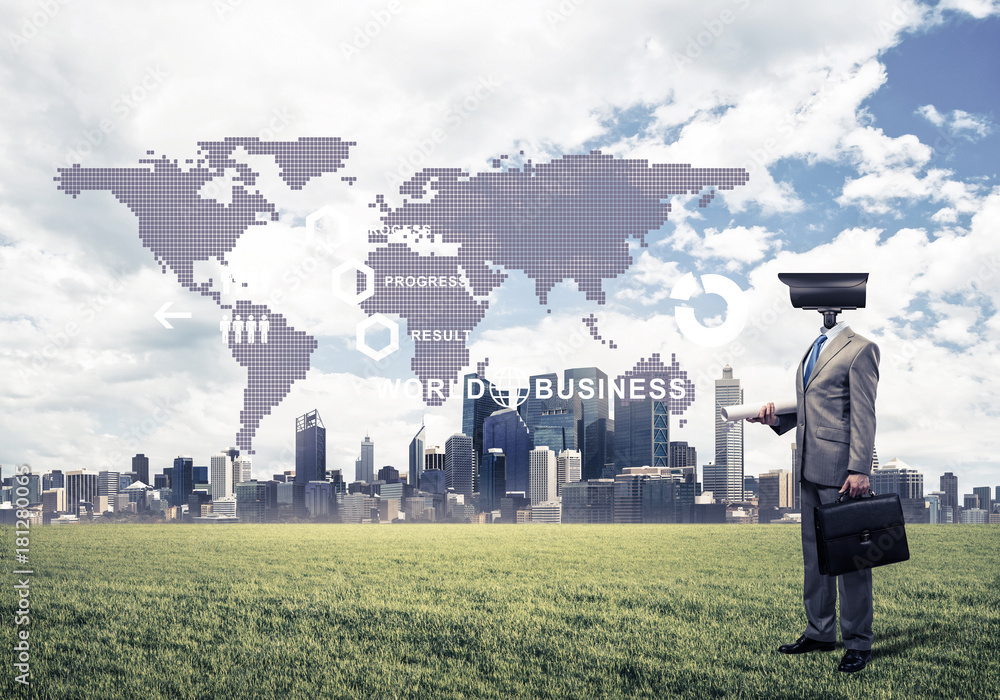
773, 326, 880, 487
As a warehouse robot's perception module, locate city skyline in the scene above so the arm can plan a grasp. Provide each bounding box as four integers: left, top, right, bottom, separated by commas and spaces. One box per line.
4, 357, 999, 493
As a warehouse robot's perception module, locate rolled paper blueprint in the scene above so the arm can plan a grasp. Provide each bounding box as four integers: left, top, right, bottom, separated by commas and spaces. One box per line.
720, 398, 797, 422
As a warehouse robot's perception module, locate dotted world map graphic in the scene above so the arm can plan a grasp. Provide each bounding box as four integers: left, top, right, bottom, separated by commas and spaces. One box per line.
55, 138, 748, 453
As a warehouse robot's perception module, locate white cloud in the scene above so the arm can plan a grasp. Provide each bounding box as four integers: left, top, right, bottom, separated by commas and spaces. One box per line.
935, 0, 1000, 19
917, 104, 993, 139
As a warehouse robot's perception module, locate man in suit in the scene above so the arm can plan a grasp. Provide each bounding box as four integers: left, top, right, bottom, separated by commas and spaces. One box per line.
748, 320, 880, 673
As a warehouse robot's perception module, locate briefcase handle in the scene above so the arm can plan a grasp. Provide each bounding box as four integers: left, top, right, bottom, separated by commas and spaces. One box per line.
836, 488, 877, 504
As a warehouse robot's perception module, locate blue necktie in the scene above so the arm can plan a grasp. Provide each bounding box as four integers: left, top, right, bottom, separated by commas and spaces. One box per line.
802, 334, 828, 387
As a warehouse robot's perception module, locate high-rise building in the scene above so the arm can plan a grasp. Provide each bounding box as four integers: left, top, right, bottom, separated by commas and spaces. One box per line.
973, 487, 992, 515
18, 472, 41, 505
613, 471, 647, 523
714, 365, 744, 502
425, 446, 445, 472
556, 449, 582, 495
210, 451, 234, 500
743, 475, 759, 498
701, 462, 728, 504
529, 447, 557, 506
462, 372, 507, 470
132, 454, 149, 486
171, 457, 194, 508
925, 492, 943, 524
98, 470, 121, 498
479, 448, 506, 513
46, 469, 65, 491
963, 493, 980, 510
356, 434, 374, 483
940, 472, 959, 520
377, 466, 399, 483
669, 442, 698, 471
872, 458, 923, 500
525, 372, 579, 454
759, 469, 794, 517
193, 466, 209, 486
304, 481, 335, 518
420, 469, 446, 495
65, 470, 99, 514
295, 410, 326, 485
235, 480, 269, 523
562, 480, 615, 523
409, 424, 426, 489
565, 367, 610, 480
226, 447, 250, 486
615, 391, 669, 473
445, 433, 475, 499
483, 408, 533, 496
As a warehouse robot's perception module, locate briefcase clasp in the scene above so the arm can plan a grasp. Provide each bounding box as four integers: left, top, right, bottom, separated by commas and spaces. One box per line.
859, 530, 872, 544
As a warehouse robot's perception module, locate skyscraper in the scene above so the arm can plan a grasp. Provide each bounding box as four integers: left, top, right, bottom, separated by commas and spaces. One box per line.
98, 470, 121, 498
872, 458, 924, 499
529, 447, 557, 505
479, 448, 506, 513
669, 441, 698, 471
131, 454, 149, 486
525, 372, 578, 454
425, 446, 445, 472
295, 410, 326, 484
409, 423, 426, 489
233, 455, 252, 485
65, 470, 99, 514
556, 449, 582, 495
564, 367, 610, 480
714, 365, 744, 502
462, 372, 507, 467
356, 434, 374, 483
973, 487, 992, 514
172, 457, 194, 508
615, 393, 669, 472
210, 451, 234, 500
940, 472, 959, 522
759, 469, 794, 517
445, 433, 474, 499
482, 408, 533, 496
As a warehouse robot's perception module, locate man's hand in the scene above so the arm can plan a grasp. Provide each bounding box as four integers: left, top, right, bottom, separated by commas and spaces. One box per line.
839, 473, 870, 498
746, 402, 779, 426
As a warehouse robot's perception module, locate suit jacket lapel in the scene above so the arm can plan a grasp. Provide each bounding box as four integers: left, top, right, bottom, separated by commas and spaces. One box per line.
805, 327, 854, 390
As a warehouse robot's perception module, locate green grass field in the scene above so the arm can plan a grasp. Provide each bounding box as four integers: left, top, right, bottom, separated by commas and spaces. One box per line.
2, 524, 998, 699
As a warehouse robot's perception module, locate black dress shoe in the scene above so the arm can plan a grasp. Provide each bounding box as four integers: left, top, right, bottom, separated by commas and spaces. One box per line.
778, 635, 836, 654
838, 649, 872, 673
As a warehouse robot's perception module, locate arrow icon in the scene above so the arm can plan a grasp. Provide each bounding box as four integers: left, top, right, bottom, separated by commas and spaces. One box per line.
154, 302, 192, 329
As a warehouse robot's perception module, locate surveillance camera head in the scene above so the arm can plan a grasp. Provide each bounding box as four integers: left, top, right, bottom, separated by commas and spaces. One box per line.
778, 272, 868, 329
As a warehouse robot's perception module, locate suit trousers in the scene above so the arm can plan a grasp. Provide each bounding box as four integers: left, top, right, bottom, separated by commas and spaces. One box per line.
799, 479, 874, 650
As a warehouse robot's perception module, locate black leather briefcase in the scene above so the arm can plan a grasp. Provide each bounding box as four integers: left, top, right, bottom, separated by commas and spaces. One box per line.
814, 491, 910, 576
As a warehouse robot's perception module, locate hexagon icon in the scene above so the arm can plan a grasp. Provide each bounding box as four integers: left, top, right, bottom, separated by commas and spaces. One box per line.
333, 259, 375, 304
356, 313, 399, 361
306, 205, 350, 246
